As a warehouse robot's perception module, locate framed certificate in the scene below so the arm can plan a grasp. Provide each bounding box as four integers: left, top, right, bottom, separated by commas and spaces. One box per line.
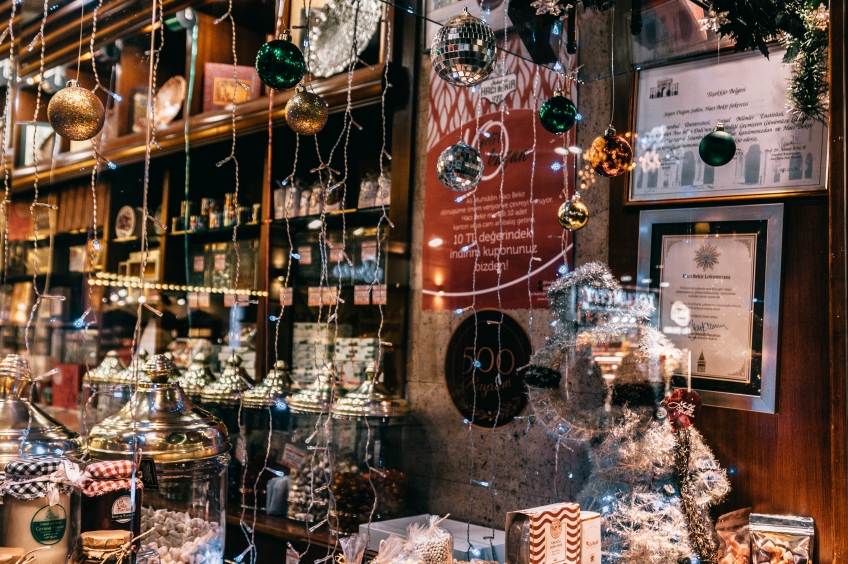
627, 49, 828, 204
637, 204, 784, 413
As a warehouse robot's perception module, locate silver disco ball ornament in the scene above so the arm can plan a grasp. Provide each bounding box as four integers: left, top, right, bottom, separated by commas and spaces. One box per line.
431, 8, 497, 87
437, 141, 484, 192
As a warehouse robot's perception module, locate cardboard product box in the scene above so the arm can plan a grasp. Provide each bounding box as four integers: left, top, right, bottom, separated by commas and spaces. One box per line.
579, 512, 601, 564
505, 503, 581, 564
360, 515, 505, 563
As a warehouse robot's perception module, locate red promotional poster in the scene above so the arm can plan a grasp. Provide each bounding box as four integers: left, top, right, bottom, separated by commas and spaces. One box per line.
422, 38, 578, 311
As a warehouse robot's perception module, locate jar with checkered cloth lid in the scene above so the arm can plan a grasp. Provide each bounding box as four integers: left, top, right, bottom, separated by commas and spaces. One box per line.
0, 457, 79, 564
87, 354, 230, 564
0, 355, 82, 473
79, 460, 144, 541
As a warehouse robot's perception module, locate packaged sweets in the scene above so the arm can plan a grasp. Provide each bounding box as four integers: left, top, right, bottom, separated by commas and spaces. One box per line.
749, 513, 814, 564
410, 516, 453, 564
340, 534, 367, 564
373, 535, 405, 564
716, 508, 751, 564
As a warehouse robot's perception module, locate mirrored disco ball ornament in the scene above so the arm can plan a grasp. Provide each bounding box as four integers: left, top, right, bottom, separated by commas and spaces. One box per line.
255, 30, 306, 90
431, 8, 497, 87
437, 141, 484, 192
557, 197, 588, 231
588, 126, 633, 177
47, 80, 105, 141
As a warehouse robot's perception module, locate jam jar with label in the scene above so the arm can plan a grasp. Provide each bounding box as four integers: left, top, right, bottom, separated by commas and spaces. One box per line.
80, 461, 143, 537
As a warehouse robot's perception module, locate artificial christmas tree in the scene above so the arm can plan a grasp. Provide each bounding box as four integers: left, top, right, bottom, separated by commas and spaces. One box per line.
525, 262, 730, 564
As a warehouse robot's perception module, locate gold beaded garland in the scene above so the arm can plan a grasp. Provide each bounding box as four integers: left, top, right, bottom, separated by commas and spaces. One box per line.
47, 80, 105, 141
285, 85, 328, 135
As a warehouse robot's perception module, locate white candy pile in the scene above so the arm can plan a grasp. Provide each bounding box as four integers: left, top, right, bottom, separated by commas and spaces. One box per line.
140, 506, 223, 564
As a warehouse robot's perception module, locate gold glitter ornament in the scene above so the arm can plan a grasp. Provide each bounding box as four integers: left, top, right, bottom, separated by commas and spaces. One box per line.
588, 126, 633, 178
47, 80, 105, 141
285, 85, 328, 135
557, 197, 588, 231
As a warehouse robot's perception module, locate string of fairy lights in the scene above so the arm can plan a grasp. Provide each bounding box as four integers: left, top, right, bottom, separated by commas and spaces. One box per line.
0, 0, 767, 555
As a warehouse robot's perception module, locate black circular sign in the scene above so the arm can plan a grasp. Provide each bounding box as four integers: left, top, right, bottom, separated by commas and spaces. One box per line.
445, 310, 531, 427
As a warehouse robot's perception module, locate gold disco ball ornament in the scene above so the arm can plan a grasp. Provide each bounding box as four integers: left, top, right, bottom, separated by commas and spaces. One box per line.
285, 85, 329, 135
557, 197, 589, 231
47, 79, 105, 141
431, 8, 497, 87
588, 126, 633, 178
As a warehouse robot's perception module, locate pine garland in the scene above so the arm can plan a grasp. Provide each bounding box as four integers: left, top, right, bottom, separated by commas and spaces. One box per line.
781, 3, 829, 123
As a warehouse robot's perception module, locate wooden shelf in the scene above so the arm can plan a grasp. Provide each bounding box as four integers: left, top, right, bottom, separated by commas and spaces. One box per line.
9, 65, 386, 192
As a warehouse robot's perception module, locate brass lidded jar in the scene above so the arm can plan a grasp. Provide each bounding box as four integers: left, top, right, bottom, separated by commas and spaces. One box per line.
198, 354, 254, 435
83, 351, 126, 425
176, 353, 217, 404
101, 349, 149, 417
329, 364, 410, 535
0, 354, 83, 472
87, 354, 230, 564
198, 354, 254, 505
286, 367, 346, 523
240, 360, 297, 513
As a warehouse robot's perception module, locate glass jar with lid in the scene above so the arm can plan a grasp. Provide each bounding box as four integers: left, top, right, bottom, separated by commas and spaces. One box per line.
0, 355, 84, 564
198, 354, 253, 435
175, 353, 217, 404
0, 354, 83, 470
329, 365, 409, 535
82, 351, 126, 426
286, 367, 346, 523
103, 349, 149, 416
198, 354, 254, 505
240, 360, 297, 513
87, 355, 230, 564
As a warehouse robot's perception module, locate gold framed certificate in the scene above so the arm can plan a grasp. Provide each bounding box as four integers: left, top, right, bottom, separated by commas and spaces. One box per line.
637, 204, 784, 413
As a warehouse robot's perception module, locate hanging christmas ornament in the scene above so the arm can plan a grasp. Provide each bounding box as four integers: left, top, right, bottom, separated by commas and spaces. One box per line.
436, 141, 483, 192
539, 88, 577, 134
663, 388, 702, 431
557, 196, 588, 231
285, 85, 328, 135
699, 122, 736, 167
431, 8, 497, 87
255, 30, 307, 91
47, 80, 105, 141
588, 126, 633, 177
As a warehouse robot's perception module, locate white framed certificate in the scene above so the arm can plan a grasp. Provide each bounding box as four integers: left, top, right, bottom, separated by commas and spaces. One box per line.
628, 49, 828, 204
637, 204, 784, 413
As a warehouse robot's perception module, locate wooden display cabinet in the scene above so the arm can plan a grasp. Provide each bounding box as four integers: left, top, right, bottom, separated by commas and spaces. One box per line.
0, 0, 417, 393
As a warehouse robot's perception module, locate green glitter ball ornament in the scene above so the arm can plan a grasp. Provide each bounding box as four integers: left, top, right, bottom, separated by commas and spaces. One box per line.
699, 122, 736, 167
255, 30, 306, 91
539, 88, 577, 134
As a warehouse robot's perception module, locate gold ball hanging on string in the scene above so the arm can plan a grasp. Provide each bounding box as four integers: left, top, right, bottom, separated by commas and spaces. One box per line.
285, 85, 329, 135
47, 80, 105, 141
587, 126, 633, 178
557, 197, 589, 231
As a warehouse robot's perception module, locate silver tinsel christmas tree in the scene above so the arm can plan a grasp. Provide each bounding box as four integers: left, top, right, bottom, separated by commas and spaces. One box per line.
526, 262, 730, 564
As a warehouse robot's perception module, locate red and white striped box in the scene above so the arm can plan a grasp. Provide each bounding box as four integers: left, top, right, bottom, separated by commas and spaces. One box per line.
506, 502, 581, 564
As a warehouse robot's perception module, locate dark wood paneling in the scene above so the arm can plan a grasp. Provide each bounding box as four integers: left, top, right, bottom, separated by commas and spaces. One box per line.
605, 4, 845, 561
828, 0, 847, 559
